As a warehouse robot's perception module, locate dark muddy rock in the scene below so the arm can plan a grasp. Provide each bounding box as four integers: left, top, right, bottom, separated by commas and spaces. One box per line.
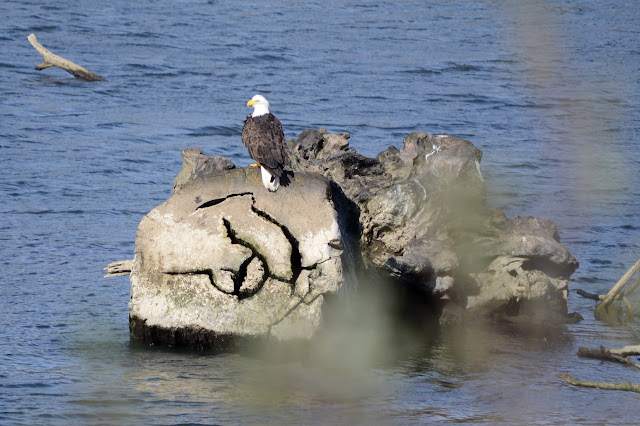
289, 129, 578, 318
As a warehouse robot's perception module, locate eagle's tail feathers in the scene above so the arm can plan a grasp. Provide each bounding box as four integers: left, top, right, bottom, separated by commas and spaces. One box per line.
260, 166, 280, 192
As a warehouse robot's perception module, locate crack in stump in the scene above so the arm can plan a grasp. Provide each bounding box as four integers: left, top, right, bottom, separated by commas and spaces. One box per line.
266, 293, 323, 337
195, 192, 253, 210
185, 193, 306, 297
221, 218, 269, 299
250, 202, 303, 285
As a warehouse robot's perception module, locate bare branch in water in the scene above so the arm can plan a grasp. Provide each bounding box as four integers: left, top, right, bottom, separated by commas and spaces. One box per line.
28, 33, 105, 81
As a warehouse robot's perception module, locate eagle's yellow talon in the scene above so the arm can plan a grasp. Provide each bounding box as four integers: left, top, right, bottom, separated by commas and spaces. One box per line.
250, 163, 261, 167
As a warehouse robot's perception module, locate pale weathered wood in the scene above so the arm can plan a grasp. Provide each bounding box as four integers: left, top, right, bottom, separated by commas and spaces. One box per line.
104, 260, 133, 278
556, 373, 640, 393
577, 345, 640, 369
595, 259, 640, 319
621, 273, 640, 299
28, 33, 104, 81
606, 344, 640, 357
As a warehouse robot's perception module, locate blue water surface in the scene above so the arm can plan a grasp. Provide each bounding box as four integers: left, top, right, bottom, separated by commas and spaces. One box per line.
1, 0, 640, 424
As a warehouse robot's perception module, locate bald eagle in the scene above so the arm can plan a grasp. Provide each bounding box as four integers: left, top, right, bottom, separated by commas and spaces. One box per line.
242, 95, 290, 192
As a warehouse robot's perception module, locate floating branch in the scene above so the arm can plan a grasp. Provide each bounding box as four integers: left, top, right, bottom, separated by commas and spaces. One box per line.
578, 345, 640, 370
28, 33, 105, 81
576, 289, 604, 301
556, 373, 640, 393
594, 259, 640, 320
104, 260, 133, 278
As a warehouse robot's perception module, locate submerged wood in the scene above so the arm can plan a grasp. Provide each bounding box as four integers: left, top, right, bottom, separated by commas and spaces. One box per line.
556, 373, 640, 393
576, 289, 604, 301
28, 33, 104, 81
595, 259, 640, 320
622, 274, 640, 298
578, 272, 640, 305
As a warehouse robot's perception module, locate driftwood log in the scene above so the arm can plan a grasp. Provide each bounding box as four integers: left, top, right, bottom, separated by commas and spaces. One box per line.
28, 33, 104, 81
556, 373, 640, 393
576, 289, 604, 301
578, 260, 640, 319
567, 265, 640, 393
104, 260, 132, 278
578, 344, 640, 369
560, 344, 640, 392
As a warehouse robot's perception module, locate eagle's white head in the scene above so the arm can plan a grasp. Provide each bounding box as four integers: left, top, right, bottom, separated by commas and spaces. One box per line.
247, 94, 270, 117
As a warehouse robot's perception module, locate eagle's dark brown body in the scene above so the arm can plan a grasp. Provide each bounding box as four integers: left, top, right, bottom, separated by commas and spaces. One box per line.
242, 113, 289, 177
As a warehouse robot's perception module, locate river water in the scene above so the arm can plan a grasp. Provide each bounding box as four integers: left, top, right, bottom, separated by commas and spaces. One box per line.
2, 0, 640, 424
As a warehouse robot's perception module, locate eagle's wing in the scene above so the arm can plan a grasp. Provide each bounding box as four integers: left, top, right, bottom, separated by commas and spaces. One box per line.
242, 114, 289, 176
269, 114, 290, 168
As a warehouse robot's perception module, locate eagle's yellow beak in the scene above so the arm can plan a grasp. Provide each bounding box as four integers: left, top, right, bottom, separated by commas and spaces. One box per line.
247, 99, 257, 106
